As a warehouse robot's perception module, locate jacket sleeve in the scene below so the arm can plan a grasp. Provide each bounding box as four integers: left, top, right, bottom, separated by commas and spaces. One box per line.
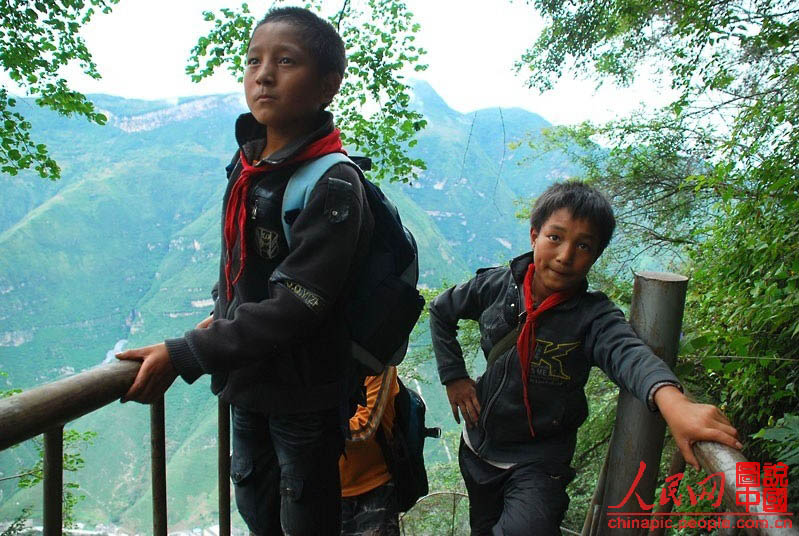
166, 162, 371, 383
429, 268, 501, 385
348, 366, 399, 442
586, 298, 682, 411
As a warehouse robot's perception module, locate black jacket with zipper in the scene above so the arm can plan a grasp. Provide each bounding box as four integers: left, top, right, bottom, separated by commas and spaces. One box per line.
165, 111, 374, 414
430, 252, 681, 466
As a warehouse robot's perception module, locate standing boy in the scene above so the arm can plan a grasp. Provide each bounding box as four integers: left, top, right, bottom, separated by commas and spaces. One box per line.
430, 181, 741, 535
117, 7, 374, 535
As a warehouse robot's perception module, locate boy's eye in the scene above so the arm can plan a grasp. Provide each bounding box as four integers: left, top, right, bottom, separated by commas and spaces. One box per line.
246, 57, 259, 66
547, 235, 560, 241
577, 243, 591, 251
278, 57, 294, 65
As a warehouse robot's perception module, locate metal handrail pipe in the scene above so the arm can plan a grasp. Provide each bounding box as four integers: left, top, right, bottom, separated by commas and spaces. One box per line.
694, 441, 798, 536
0, 360, 140, 451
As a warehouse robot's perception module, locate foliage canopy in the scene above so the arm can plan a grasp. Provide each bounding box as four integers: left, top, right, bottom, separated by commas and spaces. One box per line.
186, 0, 428, 183
519, 0, 799, 511
0, 0, 118, 180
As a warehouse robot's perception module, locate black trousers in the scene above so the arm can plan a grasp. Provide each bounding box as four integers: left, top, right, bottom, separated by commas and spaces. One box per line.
231, 405, 344, 535
458, 439, 573, 536
341, 480, 400, 536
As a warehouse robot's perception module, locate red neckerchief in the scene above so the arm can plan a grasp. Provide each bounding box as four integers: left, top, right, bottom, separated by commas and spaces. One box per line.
223, 128, 345, 301
517, 263, 575, 438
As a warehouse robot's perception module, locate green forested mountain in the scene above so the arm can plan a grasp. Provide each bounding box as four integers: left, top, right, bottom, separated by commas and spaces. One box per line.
0, 81, 570, 531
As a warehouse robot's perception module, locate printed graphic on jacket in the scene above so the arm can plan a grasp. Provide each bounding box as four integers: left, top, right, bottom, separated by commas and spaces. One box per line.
529, 339, 580, 385
256, 227, 280, 259
284, 280, 326, 314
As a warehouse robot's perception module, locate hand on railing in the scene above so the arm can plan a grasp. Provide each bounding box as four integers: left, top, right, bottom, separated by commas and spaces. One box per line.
116, 342, 177, 404
654, 385, 743, 470
196, 315, 213, 330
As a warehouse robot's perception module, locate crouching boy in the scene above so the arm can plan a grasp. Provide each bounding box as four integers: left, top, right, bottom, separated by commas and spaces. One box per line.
430, 181, 741, 535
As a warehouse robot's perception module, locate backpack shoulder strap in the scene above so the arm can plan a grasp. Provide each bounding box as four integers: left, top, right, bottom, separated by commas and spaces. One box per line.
485, 324, 521, 369
282, 152, 357, 248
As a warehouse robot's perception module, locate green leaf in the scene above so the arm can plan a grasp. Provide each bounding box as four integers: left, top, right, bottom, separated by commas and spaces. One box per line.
730, 336, 751, 356
723, 360, 743, 374
681, 334, 709, 353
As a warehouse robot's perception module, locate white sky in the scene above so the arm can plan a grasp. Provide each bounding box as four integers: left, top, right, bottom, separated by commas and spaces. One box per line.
9, 0, 675, 125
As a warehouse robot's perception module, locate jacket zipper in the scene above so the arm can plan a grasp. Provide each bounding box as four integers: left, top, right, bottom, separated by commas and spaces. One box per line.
476, 281, 525, 457
477, 334, 513, 457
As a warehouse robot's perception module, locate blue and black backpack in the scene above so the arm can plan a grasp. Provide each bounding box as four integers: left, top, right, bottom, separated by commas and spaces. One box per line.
377, 377, 441, 512
281, 153, 425, 375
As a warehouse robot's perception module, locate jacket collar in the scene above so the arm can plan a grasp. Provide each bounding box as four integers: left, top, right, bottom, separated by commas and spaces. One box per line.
234, 111, 335, 166
509, 251, 533, 283
509, 251, 588, 311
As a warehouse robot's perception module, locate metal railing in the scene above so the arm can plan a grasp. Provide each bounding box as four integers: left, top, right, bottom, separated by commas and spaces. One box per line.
0, 360, 231, 536
580, 272, 797, 536
0, 272, 795, 535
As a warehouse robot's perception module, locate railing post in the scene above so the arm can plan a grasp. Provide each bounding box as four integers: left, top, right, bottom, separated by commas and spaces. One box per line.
151, 397, 167, 536
43, 426, 64, 536
218, 399, 231, 536
599, 271, 689, 535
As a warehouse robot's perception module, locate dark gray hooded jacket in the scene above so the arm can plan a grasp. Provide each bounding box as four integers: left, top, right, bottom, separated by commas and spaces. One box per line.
430, 252, 680, 466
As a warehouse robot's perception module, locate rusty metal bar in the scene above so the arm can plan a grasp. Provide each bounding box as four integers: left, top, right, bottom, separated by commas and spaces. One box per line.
651, 449, 686, 536
218, 398, 231, 536
43, 426, 63, 536
151, 397, 167, 536
582, 437, 611, 536
0, 361, 140, 451
599, 271, 688, 534
693, 441, 798, 536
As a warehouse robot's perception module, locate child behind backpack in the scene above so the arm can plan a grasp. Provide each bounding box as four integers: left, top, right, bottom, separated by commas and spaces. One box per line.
430, 181, 741, 535
340, 366, 401, 536
117, 7, 374, 534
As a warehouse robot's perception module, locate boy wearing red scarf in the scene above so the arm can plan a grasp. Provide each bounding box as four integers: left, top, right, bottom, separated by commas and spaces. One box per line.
116, 7, 374, 535
430, 181, 741, 535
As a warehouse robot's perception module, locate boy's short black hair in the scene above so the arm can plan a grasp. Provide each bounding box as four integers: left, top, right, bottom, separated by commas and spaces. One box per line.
530, 181, 616, 256
254, 7, 347, 77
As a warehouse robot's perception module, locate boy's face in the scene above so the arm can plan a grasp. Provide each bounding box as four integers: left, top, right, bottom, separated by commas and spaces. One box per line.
530, 207, 600, 300
244, 21, 341, 135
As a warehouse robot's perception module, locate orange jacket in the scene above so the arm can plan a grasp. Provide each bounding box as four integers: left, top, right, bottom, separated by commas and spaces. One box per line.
339, 366, 399, 497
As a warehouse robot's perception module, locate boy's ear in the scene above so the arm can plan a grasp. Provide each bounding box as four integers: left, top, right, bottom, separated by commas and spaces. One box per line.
320, 72, 342, 105
529, 227, 538, 249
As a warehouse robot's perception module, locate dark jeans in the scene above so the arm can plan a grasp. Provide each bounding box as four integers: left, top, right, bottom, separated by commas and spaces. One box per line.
231, 405, 344, 535
458, 439, 573, 536
341, 480, 400, 536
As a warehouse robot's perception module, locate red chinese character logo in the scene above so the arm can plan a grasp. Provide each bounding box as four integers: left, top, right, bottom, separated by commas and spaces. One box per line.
609, 461, 654, 510
687, 472, 725, 508
762, 462, 788, 513
659, 472, 684, 507
735, 461, 761, 512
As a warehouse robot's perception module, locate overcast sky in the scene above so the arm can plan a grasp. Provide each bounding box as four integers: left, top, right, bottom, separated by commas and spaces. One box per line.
13, 0, 674, 125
